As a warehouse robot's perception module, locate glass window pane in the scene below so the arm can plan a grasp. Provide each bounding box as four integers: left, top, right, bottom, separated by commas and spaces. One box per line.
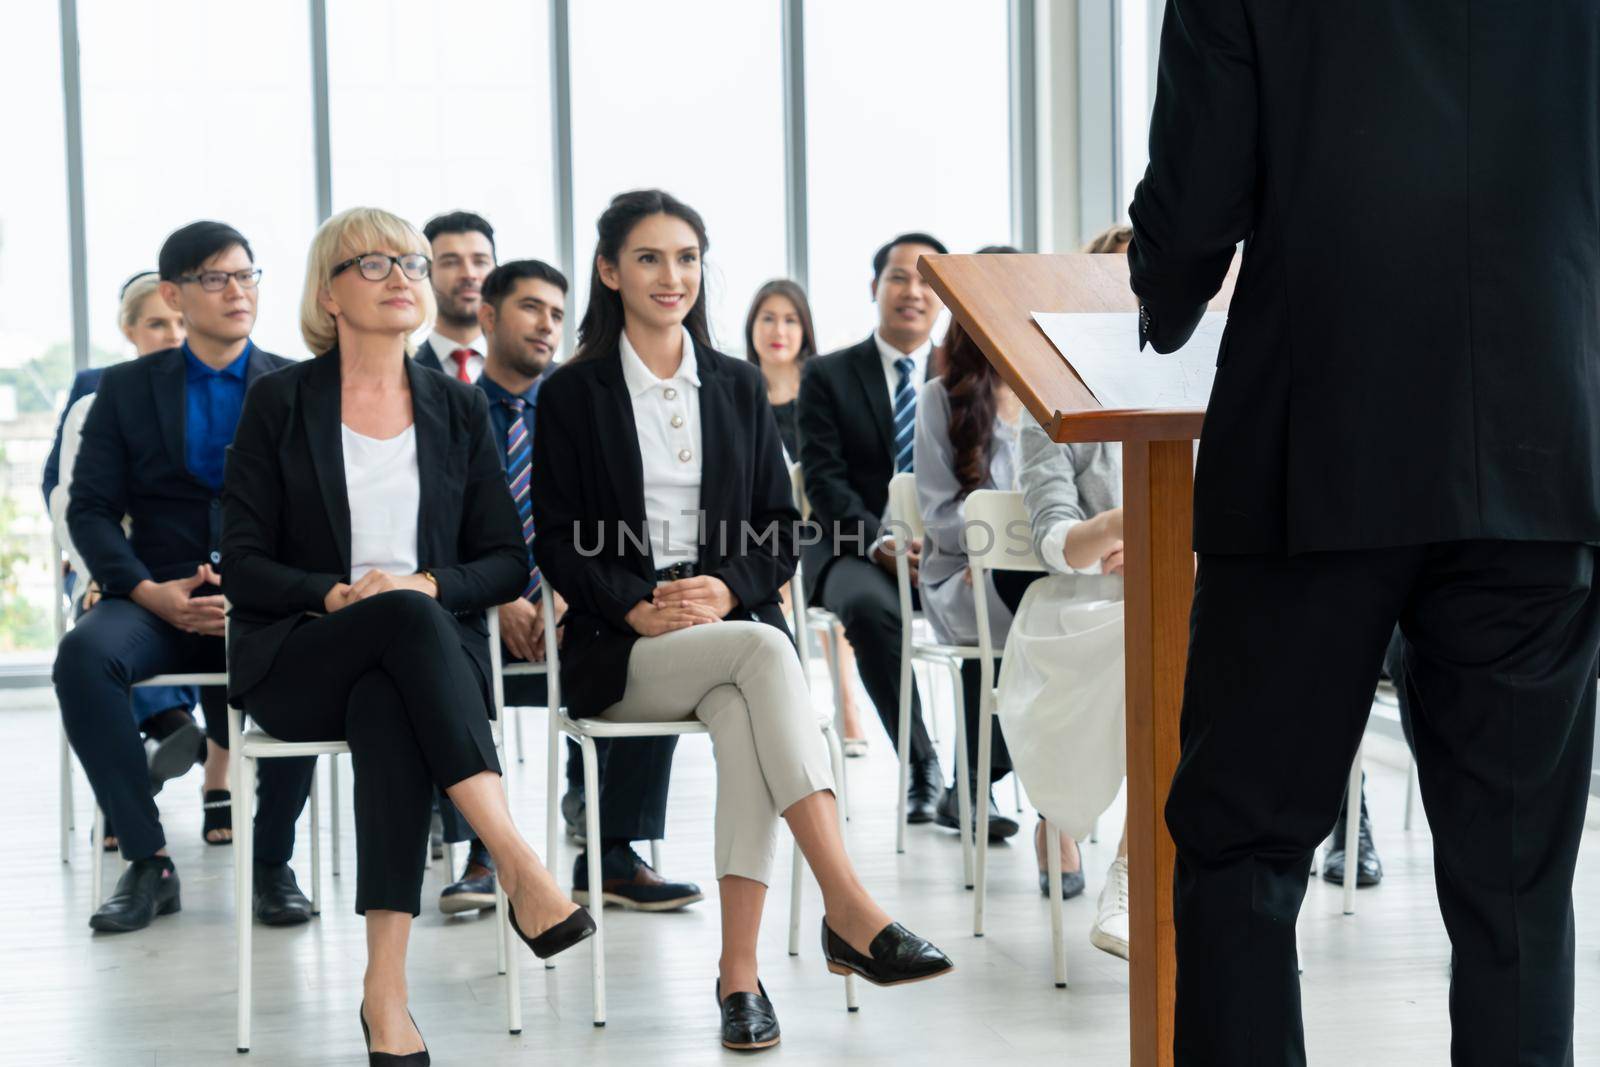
0, 6, 71, 657
1118, 0, 1154, 223
328, 0, 555, 271
570, 0, 786, 355
78, 1, 317, 362
805, 1, 1011, 352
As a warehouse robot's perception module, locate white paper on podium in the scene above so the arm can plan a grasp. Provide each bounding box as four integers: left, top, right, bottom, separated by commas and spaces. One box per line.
1030, 311, 1228, 410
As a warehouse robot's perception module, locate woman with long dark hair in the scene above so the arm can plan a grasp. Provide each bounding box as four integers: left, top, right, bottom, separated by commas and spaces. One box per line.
533, 190, 951, 1053
742, 278, 814, 459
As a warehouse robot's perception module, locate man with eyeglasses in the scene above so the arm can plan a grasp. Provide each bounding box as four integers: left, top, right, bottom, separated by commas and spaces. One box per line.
56, 221, 317, 934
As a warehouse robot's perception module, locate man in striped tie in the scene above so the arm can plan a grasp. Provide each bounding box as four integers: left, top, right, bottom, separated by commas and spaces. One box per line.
799, 232, 1016, 840
439, 259, 701, 917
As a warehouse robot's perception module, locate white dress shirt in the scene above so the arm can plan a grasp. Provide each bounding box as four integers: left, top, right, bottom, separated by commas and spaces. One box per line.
873, 329, 933, 407
619, 325, 702, 569
427, 329, 485, 383
342, 424, 420, 580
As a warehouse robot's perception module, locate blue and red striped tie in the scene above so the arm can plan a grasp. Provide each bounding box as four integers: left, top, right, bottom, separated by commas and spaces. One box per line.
502, 397, 541, 601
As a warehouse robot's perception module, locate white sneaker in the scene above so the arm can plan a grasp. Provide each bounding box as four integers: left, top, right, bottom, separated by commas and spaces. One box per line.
1090, 856, 1130, 961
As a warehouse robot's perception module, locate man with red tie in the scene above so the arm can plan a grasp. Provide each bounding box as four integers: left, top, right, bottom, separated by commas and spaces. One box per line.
414, 210, 496, 383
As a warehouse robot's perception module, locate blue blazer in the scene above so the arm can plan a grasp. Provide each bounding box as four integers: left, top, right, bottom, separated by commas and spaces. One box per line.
66, 345, 291, 598
40, 367, 105, 505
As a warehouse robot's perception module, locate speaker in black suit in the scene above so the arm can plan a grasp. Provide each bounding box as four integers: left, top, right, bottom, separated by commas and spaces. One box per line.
1130, 5, 1600, 1062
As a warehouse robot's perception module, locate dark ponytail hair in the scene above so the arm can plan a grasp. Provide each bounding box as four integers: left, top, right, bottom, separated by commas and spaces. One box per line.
944, 244, 1020, 498
572, 189, 713, 364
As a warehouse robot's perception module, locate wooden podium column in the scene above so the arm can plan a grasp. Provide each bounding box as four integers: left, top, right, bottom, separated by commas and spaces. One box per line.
1122, 440, 1194, 1067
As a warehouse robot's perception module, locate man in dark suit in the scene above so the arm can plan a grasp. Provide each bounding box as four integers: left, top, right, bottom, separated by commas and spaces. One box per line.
799, 233, 1018, 838
413, 210, 496, 382
1131, 5, 1600, 1062
54, 221, 316, 934
464, 259, 701, 913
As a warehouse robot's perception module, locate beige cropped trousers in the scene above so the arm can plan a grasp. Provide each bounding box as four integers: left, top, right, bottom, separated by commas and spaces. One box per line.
598, 621, 834, 885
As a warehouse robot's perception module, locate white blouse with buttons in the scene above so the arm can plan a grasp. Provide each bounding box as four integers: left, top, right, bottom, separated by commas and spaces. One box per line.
618, 325, 702, 568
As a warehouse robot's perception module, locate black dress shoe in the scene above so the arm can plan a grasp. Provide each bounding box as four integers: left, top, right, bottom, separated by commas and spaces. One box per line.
561, 788, 587, 845
359, 1000, 430, 1065
820, 919, 953, 987
934, 782, 1021, 841
1038, 866, 1086, 899
143, 708, 203, 795
906, 758, 941, 824
573, 844, 704, 911
439, 841, 496, 914
1322, 782, 1383, 887
506, 901, 597, 960
253, 862, 313, 926
89, 856, 180, 933
716, 979, 780, 1050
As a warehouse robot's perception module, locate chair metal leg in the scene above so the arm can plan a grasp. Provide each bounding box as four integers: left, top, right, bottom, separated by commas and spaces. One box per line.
650, 840, 662, 871
788, 836, 804, 957
1343, 747, 1362, 916
544, 716, 561, 972
330, 754, 341, 878
1046, 819, 1067, 988
498, 751, 522, 1033
949, 662, 974, 890
895, 642, 915, 854
236, 754, 257, 1053
1090, 817, 1100, 845
1403, 757, 1417, 831
579, 735, 607, 1026
974, 681, 996, 937
90, 805, 104, 909
60, 727, 74, 864
1012, 773, 1023, 815
829, 727, 859, 1013
308, 759, 322, 916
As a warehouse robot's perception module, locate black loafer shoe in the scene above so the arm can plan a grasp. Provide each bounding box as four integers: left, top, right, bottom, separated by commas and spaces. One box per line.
1038, 867, 1086, 899
716, 979, 780, 1050
253, 862, 313, 926
507, 902, 597, 960
560, 788, 587, 845
439, 842, 497, 914
144, 717, 203, 794
934, 783, 1021, 841
906, 758, 941, 824
89, 856, 181, 933
820, 919, 953, 986
572, 844, 704, 911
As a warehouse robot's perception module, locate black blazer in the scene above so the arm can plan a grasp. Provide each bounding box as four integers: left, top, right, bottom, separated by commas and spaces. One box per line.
530, 342, 799, 718
796, 335, 931, 587
1130, 2, 1600, 555
220, 351, 527, 702
412, 339, 444, 375
67, 345, 291, 597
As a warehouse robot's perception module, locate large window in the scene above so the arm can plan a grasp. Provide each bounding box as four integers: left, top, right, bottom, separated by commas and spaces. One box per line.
327, 0, 556, 270
1116, 0, 1156, 222
77, 2, 317, 362
0, 5, 72, 657
570, 0, 787, 355
803, 1, 1011, 353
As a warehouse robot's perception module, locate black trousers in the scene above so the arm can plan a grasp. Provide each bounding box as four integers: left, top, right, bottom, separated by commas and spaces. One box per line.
1169, 543, 1600, 1066
54, 597, 313, 862
957, 659, 1013, 785
438, 670, 676, 846
816, 554, 933, 766
246, 591, 500, 916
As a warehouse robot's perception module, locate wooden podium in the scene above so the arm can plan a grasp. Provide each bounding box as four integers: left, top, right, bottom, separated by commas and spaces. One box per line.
919, 252, 1234, 1067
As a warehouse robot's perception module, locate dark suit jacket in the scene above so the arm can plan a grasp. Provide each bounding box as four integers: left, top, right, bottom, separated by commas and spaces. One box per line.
1130, 2, 1600, 555
796, 335, 933, 587
412, 339, 444, 374
220, 351, 527, 702
530, 342, 799, 718
67, 346, 291, 598
42, 367, 105, 504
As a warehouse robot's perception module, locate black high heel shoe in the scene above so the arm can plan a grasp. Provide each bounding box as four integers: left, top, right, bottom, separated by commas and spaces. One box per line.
820, 919, 954, 986
506, 900, 597, 959
358, 1001, 430, 1065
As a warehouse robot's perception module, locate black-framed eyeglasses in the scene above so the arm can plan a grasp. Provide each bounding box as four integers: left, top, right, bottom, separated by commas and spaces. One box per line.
331, 252, 431, 282
177, 267, 263, 292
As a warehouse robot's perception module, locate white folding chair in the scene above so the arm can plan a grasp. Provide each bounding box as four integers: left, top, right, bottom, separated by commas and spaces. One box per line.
52, 535, 75, 865
886, 473, 978, 885
510, 584, 856, 1026
966, 489, 1068, 987
231, 609, 519, 1051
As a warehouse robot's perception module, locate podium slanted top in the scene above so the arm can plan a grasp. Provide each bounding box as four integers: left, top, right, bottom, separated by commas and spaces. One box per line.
917, 252, 1236, 444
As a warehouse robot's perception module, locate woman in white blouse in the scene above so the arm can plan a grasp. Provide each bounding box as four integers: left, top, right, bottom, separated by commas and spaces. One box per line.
533, 190, 951, 1053
222, 207, 593, 1064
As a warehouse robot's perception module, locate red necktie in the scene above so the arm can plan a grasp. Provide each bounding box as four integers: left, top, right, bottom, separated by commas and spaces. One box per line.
450, 347, 474, 382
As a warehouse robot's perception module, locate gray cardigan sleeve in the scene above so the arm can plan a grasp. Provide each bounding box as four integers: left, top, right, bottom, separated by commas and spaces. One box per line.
1018, 420, 1090, 565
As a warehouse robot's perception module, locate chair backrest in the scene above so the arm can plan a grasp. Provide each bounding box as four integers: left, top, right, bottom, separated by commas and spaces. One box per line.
963, 490, 1047, 576
887, 471, 925, 542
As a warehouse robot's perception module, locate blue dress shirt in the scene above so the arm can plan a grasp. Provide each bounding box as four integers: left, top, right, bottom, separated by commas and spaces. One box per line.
183, 340, 253, 491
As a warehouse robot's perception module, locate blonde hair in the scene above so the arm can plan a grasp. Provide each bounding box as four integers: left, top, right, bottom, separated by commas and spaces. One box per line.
118, 274, 164, 332
300, 206, 435, 356
1082, 223, 1133, 254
